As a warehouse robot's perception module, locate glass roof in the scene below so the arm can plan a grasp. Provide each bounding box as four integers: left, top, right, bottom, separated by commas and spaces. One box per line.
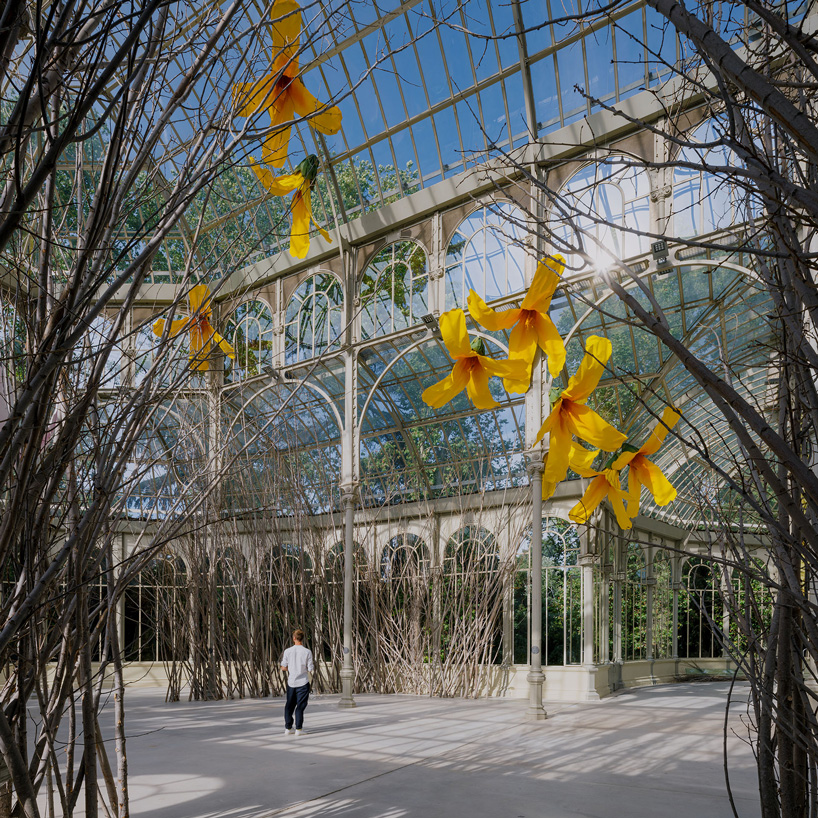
188, 0, 697, 265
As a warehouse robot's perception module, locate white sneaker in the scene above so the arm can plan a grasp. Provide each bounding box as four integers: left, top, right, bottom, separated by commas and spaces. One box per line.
284, 728, 294, 735
295, 729, 303, 736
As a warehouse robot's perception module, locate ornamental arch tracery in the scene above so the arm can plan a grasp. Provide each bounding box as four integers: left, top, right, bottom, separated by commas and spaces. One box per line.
359, 240, 429, 339
444, 203, 527, 309
549, 157, 651, 272
224, 298, 274, 382
285, 271, 344, 364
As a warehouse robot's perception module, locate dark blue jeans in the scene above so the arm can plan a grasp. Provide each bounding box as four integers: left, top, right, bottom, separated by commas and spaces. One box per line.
284, 683, 310, 730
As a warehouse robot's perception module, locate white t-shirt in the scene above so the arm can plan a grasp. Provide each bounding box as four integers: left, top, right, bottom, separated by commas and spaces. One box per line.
281, 644, 314, 688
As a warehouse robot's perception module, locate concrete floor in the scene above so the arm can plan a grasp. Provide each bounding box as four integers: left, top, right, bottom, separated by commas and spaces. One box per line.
77, 683, 759, 818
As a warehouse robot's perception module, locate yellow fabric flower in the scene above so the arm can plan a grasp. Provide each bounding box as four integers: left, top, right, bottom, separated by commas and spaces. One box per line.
422, 309, 529, 411
535, 335, 626, 491
612, 407, 681, 517
467, 255, 567, 391
232, 0, 342, 168
252, 155, 330, 258
567, 444, 633, 529
152, 284, 235, 372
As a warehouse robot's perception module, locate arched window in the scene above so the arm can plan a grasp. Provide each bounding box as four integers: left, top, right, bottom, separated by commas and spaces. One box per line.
445, 204, 526, 309
652, 549, 674, 659
442, 526, 504, 667
360, 241, 429, 338
124, 555, 187, 662
285, 273, 344, 363
225, 299, 274, 382
681, 557, 723, 658
622, 542, 648, 661
671, 120, 745, 238
514, 517, 581, 666
552, 159, 650, 271
381, 533, 430, 580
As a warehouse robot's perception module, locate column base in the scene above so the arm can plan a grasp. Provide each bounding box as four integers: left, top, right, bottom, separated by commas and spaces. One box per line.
526, 670, 547, 720
583, 664, 601, 700
338, 667, 356, 708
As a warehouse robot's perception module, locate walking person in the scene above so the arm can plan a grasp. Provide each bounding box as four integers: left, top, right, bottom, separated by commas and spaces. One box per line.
281, 629, 314, 736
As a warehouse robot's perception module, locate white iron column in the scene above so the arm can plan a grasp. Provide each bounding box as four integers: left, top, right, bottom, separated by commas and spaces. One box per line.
600, 566, 610, 664
526, 460, 547, 720
580, 553, 595, 666
339, 484, 357, 708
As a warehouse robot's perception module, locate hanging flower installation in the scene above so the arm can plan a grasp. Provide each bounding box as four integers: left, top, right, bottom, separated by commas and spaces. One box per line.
612, 406, 681, 517
232, 0, 342, 168
564, 444, 633, 530
468, 254, 567, 391
421, 309, 529, 411
420, 255, 681, 528
535, 335, 627, 492
152, 284, 235, 372
252, 154, 329, 258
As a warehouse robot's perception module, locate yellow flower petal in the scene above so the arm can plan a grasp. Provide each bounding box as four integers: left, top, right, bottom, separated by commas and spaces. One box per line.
466, 360, 498, 410
289, 78, 343, 134
467, 289, 521, 331
567, 443, 600, 477
251, 161, 303, 196
521, 254, 564, 312
624, 465, 643, 518
263, 93, 295, 168
211, 331, 235, 360
609, 485, 634, 529
611, 447, 637, 470
569, 475, 609, 524
271, 0, 302, 73
188, 326, 208, 371
639, 407, 681, 457
304, 188, 332, 244
439, 309, 471, 359
232, 75, 276, 116
508, 318, 538, 363
422, 359, 471, 408
563, 335, 612, 403
542, 413, 572, 487
565, 402, 627, 451
532, 313, 566, 378
289, 189, 310, 258
633, 456, 677, 506
478, 354, 529, 381
152, 318, 188, 339
189, 284, 211, 316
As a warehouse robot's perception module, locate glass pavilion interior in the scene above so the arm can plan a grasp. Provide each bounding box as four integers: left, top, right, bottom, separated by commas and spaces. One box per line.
53, 0, 772, 705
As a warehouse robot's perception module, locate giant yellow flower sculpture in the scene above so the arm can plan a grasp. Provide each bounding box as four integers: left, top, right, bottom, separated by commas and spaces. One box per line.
232, 0, 342, 168
152, 284, 235, 372
535, 335, 626, 491
566, 444, 633, 529
253, 154, 329, 258
468, 255, 566, 392
422, 309, 529, 411
612, 407, 681, 517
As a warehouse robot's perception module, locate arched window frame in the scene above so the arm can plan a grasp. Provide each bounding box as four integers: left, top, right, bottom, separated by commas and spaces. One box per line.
444, 203, 527, 309
380, 533, 430, 581
224, 298, 275, 382
551, 158, 651, 271
513, 517, 581, 667
285, 272, 344, 364
359, 240, 429, 338
670, 120, 747, 238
